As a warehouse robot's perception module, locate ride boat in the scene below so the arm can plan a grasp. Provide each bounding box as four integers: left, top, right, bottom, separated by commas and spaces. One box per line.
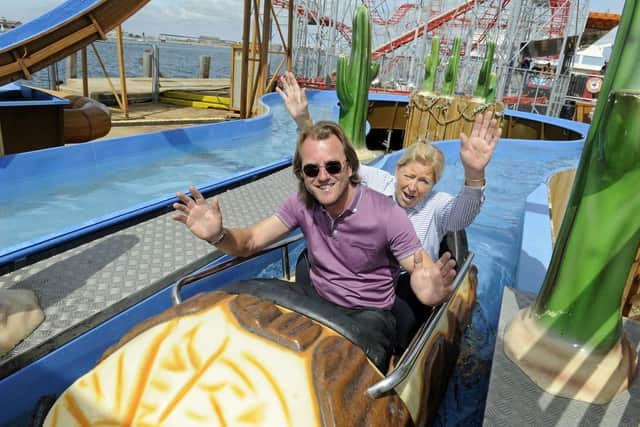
34, 227, 476, 427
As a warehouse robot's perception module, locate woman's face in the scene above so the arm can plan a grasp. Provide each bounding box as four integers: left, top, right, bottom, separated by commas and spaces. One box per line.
395, 160, 436, 208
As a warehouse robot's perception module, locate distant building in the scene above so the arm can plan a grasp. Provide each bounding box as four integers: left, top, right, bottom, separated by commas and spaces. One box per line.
573, 42, 612, 74
0, 17, 22, 33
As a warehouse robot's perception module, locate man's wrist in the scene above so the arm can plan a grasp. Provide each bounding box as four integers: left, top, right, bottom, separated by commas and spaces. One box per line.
207, 229, 226, 246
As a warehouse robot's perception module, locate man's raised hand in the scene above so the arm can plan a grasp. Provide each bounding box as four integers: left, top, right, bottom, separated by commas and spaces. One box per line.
411, 250, 457, 306
172, 185, 223, 242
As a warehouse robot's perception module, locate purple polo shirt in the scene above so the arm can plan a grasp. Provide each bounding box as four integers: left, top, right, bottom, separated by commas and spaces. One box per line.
275, 184, 421, 309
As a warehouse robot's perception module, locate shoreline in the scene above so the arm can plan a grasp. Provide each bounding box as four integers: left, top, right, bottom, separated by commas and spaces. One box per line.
105, 35, 236, 49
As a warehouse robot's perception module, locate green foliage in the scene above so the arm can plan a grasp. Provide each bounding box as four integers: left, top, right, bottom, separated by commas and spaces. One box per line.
336, 6, 379, 148
485, 72, 497, 104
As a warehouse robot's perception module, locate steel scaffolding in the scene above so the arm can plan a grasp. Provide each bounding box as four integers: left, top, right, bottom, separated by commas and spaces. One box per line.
269, 0, 591, 116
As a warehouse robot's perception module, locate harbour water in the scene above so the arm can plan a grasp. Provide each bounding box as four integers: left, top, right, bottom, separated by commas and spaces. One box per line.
19, 39, 236, 89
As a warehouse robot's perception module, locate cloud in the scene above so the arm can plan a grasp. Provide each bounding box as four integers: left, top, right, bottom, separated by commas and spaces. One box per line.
122, 0, 244, 40
2, 0, 245, 41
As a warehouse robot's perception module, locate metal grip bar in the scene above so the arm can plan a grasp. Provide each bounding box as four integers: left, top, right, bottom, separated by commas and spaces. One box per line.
367, 252, 475, 399
171, 232, 304, 305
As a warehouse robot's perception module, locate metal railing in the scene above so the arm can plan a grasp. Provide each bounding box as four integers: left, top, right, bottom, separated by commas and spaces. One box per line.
171, 232, 303, 305
367, 252, 475, 398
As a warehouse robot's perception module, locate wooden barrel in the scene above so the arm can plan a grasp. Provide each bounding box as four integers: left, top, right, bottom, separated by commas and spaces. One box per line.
403, 92, 504, 147
63, 95, 112, 143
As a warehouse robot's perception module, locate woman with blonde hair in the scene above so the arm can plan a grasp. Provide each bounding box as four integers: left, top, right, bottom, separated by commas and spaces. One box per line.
277, 71, 499, 259
278, 72, 500, 349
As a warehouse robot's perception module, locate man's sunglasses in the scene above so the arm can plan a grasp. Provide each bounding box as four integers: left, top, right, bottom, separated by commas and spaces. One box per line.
302, 161, 345, 178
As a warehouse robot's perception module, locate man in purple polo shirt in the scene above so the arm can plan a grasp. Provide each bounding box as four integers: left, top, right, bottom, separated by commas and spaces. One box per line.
173, 121, 456, 363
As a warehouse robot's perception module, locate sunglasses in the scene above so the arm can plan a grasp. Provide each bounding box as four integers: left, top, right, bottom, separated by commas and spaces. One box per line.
302, 160, 345, 178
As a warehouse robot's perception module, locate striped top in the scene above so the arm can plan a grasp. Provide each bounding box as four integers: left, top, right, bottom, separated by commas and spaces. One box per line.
359, 165, 484, 259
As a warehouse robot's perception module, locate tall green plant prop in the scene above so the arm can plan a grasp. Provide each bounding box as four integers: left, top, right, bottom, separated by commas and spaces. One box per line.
441, 37, 462, 96
474, 41, 495, 100
504, 0, 640, 404
485, 72, 497, 104
421, 36, 440, 93
336, 5, 379, 149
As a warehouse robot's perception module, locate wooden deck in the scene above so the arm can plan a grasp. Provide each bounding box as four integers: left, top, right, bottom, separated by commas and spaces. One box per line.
58, 77, 234, 140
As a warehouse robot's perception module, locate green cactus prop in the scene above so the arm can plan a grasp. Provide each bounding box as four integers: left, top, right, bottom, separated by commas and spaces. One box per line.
421, 36, 440, 93
534, 0, 640, 352
504, 0, 640, 403
485, 72, 497, 104
336, 5, 380, 149
441, 37, 462, 96
474, 41, 496, 99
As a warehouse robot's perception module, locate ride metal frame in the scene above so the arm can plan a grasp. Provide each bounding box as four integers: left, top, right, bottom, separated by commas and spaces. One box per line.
256, 0, 591, 117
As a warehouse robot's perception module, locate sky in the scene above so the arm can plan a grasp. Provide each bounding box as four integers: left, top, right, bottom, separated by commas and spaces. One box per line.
0, 0, 627, 42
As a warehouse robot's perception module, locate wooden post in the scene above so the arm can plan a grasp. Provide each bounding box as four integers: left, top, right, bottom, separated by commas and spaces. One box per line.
116, 25, 129, 117
152, 45, 160, 103
247, 0, 261, 117
287, 0, 293, 70
258, 0, 271, 98
48, 64, 58, 90
66, 53, 78, 81
240, 0, 251, 118
142, 50, 153, 78
81, 48, 88, 97
199, 55, 211, 78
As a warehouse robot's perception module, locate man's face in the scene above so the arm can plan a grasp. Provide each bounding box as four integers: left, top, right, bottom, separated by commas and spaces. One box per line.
395, 160, 435, 208
299, 135, 353, 213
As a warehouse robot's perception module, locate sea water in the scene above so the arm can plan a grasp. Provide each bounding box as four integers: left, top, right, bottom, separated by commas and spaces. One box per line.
18, 38, 281, 88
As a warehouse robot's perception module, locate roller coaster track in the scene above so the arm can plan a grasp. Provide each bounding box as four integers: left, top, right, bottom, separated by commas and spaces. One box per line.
274, 0, 508, 60
549, 0, 571, 38
272, 0, 353, 42
372, 0, 487, 60
470, 0, 511, 51
365, 2, 419, 25
0, 0, 151, 86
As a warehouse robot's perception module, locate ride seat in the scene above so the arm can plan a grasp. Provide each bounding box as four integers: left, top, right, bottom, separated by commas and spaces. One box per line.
292, 230, 469, 358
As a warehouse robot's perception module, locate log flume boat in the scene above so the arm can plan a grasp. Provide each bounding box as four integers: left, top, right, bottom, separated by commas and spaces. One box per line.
29, 231, 476, 427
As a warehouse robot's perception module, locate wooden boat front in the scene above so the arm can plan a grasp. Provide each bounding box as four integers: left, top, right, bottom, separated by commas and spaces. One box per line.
40, 243, 477, 426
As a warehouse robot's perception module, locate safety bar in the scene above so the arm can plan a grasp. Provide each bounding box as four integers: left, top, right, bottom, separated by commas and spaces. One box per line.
367, 252, 475, 398
171, 232, 304, 305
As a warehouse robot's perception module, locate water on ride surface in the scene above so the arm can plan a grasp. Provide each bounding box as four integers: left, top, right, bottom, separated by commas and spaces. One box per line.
0, 100, 335, 252
431, 140, 580, 425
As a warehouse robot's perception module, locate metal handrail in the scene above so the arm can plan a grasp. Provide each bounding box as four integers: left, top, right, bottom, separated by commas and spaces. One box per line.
171, 232, 304, 305
367, 252, 475, 398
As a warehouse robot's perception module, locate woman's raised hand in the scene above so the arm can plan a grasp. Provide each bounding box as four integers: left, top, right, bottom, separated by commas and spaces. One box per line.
459, 111, 501, 177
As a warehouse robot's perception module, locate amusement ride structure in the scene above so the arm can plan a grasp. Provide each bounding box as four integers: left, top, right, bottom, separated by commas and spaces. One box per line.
269, 0, 593, 116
